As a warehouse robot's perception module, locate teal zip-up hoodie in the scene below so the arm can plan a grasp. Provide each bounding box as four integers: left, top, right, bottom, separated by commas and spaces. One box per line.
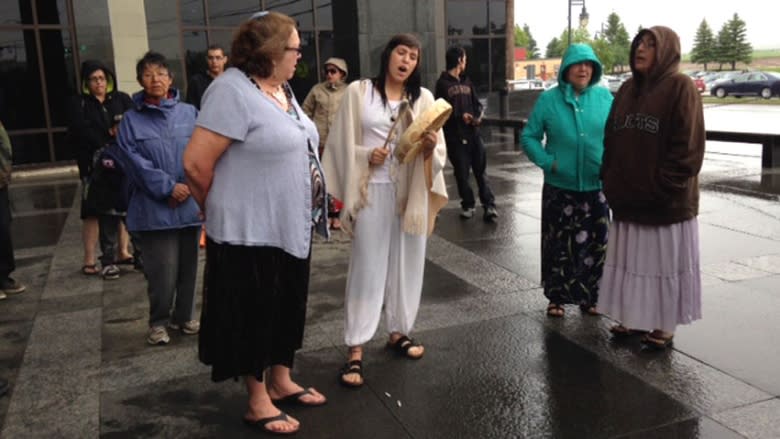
521, 44, 613, 192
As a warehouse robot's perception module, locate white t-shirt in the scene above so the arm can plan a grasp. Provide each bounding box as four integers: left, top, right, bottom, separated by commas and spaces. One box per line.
361, 86, 402, 184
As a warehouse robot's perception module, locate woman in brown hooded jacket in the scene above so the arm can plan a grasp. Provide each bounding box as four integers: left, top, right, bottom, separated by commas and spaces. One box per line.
597, 26, 705, 350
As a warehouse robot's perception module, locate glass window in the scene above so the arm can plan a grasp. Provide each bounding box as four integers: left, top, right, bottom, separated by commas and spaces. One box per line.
287, 30, 317, 99
1, 1, 31, 25
182, 30, 208, 88
446, 0, 487, 36
267, 0, 314, 30
490, 37, 506, 91
144, 0, 185, 87
40, 29, 77, 128
34, 0, 69, 26
315, 0, 332, 29
181, 0, 206, 26
52, 131, 76, 162
0, 30, 46, 130
7, 133, 50, 166
488, 0, 506, 34
208, 30, 236, 57
71, 0, 114, 73
207, 0, 260, 27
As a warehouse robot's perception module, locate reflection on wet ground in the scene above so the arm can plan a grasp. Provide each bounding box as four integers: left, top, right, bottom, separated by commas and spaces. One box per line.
9, 180, 77, 249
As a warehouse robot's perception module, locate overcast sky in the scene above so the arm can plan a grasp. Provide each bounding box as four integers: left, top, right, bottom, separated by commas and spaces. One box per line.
514, 0, 778, 54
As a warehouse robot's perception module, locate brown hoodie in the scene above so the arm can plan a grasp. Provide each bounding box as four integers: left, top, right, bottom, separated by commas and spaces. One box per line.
601, 26, 705, 225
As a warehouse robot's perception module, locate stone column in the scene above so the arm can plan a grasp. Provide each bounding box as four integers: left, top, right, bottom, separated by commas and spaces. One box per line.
107, 0, 149, 93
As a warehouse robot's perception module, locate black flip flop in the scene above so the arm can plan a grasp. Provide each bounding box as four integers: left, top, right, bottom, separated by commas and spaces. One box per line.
243, 412, 299, 436
272, 388, 327, 407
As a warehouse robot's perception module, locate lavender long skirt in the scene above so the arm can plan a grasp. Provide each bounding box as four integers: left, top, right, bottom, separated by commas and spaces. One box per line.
597, 218, 702, 332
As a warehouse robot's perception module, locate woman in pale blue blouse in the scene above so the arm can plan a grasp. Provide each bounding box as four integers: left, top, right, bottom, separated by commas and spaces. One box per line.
183, 11, 327, 436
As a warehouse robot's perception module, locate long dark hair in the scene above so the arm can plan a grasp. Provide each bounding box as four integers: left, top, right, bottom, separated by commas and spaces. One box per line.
371, 33, 422, 107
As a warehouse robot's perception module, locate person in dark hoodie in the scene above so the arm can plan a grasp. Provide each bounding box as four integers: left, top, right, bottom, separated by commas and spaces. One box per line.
435, 46, 497, 222
116, 51, 202, 346
597, 27, 705, 350
521, 43, 613, 318
67, 60, 135, 279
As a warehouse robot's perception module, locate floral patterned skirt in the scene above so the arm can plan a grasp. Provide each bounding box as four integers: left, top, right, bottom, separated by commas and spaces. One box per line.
540, 184, 609, 307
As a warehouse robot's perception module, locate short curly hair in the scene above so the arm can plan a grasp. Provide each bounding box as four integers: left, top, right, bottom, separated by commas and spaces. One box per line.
231, 11, 296, 78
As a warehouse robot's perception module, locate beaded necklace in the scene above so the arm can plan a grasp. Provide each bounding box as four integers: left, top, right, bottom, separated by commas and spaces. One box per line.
247, 74, 289, 109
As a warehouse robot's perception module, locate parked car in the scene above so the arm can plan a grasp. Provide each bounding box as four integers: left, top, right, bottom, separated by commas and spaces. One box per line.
710, 71, 780, 99
692, 77, 706, 93
508, 79, 545, 90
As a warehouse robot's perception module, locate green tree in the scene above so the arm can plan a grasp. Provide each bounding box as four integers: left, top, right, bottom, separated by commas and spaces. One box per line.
592, 36, 615, 73
602, 13, 631, 72
545, 37, 562, 58
524, 24, 540, 59
726, 13, 752, 69
514, 24, 529, 48
690, 20, 716, 70
714, 23, 730, 69
714, 14, 753, 70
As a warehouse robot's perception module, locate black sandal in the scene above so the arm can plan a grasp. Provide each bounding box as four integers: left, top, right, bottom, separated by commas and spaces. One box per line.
579, 304, 599, 316
386, 335, 424, 359
339, 359, 364, 388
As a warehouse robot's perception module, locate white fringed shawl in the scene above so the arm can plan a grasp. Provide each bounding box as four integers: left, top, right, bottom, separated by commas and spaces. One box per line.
321, 79, 448, 236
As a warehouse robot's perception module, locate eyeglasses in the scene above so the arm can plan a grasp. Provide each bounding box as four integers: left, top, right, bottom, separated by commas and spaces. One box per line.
285, 46, 302, 54
88, 76, 106, 83
325, 68, 339, 75
141, 71, 170, 81
249, 11, 269, 20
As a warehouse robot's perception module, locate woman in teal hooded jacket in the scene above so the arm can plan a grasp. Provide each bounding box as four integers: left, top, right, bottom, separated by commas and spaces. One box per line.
521, 43, 613, 317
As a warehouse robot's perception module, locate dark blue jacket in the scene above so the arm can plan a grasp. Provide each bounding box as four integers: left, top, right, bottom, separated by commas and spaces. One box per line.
115, 89, 202, 232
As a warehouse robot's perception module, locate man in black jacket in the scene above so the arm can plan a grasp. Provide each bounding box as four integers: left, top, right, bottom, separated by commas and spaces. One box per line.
186, 44, 228, 109
435, 46, 498, 222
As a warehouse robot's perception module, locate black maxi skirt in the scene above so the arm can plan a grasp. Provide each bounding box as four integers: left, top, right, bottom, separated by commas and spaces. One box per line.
199, 238, 311, 382
540, 183, 609, 308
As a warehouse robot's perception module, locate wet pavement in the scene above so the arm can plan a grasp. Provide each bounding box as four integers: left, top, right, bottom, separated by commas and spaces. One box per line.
1, 126, 779, 438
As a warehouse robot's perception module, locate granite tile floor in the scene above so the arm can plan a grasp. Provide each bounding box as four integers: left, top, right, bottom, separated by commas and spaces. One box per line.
1, 129, 779, 438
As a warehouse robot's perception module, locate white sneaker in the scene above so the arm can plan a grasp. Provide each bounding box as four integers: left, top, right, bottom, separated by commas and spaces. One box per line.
147, 326, 170, 345
101, 264, 120, 280
168, 320, 200, 335
460, 207, 475, 219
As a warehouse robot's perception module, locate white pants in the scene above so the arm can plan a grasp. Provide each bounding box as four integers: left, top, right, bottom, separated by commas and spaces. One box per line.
344, 183, 427, 347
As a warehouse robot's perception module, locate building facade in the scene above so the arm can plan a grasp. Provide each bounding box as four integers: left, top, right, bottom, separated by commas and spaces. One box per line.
0, 0, 510, 166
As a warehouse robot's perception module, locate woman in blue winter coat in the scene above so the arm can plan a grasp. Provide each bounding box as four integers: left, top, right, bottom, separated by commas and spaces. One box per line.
521, 44, 614, 317
116, 51, 202, 345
